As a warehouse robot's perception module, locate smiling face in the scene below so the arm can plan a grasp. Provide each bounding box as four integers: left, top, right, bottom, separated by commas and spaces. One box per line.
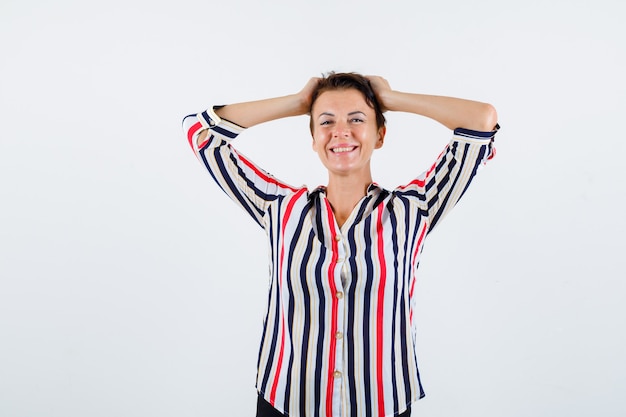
311, 88, 386, 181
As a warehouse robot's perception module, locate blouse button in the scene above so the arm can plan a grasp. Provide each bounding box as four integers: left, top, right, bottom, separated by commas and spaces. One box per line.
336, 332, 343, 339
333, 370, 342, 378
336, 292, 344, 299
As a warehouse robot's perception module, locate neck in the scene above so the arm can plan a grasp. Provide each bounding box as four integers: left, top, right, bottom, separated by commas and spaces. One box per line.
325, 172, 373, 227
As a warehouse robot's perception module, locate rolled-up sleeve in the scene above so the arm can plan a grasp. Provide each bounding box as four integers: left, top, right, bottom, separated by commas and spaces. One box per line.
182, 107, 301, 228
396, 125, 499, 233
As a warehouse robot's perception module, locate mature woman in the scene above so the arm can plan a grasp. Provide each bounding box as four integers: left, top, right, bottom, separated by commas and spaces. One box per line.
183, 73, 498, 417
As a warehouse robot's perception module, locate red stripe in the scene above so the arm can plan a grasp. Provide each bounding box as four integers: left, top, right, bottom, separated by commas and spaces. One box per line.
269, 189, 307, 405
375, 206, 387, 416
398, 146, 446, 190
324, 199, 339, 417
398, 177, 425, 189
234, 149, 299, 192
187, 121, 203, 149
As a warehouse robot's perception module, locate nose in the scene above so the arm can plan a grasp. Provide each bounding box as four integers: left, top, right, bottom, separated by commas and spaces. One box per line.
332, 121, 349, 138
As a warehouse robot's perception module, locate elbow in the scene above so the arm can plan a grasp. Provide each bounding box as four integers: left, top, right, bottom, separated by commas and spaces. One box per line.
479, 103, 498, 132
456, 103, 499, 132
196, 129, 210, 148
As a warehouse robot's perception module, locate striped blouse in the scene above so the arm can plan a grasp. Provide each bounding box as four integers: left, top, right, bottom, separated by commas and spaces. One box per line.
183, 107, 497, 417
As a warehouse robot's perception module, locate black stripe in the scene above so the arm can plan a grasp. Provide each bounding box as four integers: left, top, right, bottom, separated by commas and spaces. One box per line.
430, 142, 464, 230
259, 199, 285, 393
400, 197, 413, 402
373, 189, 390, 209
298, 230, 316, 417
388, 202, 401, 413
458, 143, 487, 199
362, 215, 374, 417
229, 151, 280, 204
314, 196, 326, 245
352, 195, 372, 224
453, 126, 498, 139
346, 222, 359, 416
283, 199, 312, 412
204, 145, 263, 227
198, 140, 229, 197
256, 206, 277, 383
212, 124, 238, 138
312, 200, 327, 417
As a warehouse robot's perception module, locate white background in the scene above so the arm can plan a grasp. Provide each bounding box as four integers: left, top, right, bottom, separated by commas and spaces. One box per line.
1, 0, 625, 416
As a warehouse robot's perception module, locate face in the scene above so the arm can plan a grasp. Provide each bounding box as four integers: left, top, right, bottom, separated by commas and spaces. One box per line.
311, 88, 386, 179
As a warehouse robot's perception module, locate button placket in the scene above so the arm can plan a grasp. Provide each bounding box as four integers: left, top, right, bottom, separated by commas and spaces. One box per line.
332, 241, 346, 415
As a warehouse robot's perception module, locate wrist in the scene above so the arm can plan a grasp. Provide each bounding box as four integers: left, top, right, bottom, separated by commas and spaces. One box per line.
292, 92, 311, 116
378, 89, 400, 112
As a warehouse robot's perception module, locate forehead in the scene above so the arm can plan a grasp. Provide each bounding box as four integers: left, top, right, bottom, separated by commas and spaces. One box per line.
312, 88, 371, 114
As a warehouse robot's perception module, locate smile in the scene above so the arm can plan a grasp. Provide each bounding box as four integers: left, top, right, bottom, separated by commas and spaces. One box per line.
331, 146, 357, 153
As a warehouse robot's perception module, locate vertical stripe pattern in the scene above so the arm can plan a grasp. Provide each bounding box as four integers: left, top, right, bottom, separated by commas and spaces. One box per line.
182, 109, 497, 416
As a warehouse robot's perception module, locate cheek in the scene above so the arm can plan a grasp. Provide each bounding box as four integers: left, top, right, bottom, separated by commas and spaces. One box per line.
354, 129, 373, 144
311, 130, 329, 149
311, 135, 323, 153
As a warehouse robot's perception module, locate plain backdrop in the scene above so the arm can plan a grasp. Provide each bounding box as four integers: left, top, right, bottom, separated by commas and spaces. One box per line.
1, 0, 625, 416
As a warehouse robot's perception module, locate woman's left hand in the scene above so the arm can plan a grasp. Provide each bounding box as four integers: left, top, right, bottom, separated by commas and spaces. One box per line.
366, 75, 393, 112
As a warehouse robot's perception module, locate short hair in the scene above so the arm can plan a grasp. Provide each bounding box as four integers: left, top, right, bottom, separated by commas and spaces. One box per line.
309, 72, 386, 132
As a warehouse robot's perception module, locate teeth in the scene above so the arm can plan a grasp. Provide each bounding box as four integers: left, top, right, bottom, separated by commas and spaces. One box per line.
332, 146, 356, 153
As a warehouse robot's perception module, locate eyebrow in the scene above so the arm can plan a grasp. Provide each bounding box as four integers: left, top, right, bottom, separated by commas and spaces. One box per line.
317, 111, 367, 119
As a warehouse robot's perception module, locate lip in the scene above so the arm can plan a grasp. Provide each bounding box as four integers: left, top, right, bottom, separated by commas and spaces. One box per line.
329, 143, 359, 154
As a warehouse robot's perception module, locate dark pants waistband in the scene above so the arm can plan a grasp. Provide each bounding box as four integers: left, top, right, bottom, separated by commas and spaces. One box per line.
256, 394, 412, 417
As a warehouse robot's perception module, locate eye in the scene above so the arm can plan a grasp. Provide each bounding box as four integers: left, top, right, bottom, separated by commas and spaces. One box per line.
350, 118, 364, 123
320, 120, 333, 126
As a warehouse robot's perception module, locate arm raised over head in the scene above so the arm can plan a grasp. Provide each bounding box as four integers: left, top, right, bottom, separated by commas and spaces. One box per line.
195, 77, 320, 146
367, 76, 498, 132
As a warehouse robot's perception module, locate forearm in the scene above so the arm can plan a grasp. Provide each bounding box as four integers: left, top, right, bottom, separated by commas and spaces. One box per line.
214, 94, 309, 129
380, 90, 498, 132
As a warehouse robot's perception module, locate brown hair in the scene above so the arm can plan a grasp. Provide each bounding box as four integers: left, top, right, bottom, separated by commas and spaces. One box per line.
309, 72, 386, 132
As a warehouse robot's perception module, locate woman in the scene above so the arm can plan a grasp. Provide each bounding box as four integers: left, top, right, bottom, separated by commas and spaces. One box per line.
183, 73, 498, 417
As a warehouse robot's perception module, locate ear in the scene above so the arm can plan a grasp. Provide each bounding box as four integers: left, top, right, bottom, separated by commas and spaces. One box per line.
375, 126, 386, 149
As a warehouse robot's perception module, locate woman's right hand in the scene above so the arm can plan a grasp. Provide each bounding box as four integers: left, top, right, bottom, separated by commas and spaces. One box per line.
297, 77, 322, 115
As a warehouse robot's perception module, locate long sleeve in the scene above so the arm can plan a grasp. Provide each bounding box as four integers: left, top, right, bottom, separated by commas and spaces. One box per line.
395, 125, 498, 233
182, 106, 301, 228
